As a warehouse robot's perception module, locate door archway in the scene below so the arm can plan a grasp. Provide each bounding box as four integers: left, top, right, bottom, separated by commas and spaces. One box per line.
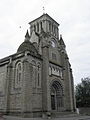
51, 81, 63, 111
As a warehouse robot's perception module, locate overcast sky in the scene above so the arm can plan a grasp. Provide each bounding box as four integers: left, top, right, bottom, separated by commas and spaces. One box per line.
0, 0, 90, 85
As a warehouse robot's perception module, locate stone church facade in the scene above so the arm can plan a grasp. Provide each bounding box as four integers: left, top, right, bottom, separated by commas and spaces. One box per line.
0, 14, 76, 117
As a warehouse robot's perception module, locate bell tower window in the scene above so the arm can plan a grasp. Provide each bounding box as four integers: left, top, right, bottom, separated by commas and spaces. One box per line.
49, 22, 51, 32
40, 22, 42, 30
52, 24, 54, 33
34, 25, 36, 32
37, 23, 39, 32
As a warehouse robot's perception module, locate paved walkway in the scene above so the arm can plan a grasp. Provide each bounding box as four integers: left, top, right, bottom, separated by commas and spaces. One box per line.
0, 115, 90, 120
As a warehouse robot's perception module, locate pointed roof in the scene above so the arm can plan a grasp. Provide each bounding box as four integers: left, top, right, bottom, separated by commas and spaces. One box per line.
17, 30, 38, 54
25, 30, 30, 41
29, 13, 59, 26
59, 35, 66, 48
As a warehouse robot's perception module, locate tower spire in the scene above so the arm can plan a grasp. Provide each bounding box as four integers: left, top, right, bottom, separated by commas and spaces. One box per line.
25, 30, 30, 41
59, 34, 66, 48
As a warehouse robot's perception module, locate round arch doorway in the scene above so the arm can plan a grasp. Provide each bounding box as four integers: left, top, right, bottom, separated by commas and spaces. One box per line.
51, 81, 63, 111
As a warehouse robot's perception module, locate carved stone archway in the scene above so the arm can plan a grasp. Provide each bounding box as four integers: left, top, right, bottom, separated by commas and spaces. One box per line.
51, 81, 63, 111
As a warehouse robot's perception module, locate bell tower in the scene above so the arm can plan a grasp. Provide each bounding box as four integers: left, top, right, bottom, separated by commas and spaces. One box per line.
28, 13, 76, 115
29, 13, 59, 39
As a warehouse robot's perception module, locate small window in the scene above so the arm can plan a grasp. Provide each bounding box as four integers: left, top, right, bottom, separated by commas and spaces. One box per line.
55, 27, 57, 36
52, 24, 53, 32
37, 64, 40, 86
34, 25, 36, 31
49, 22, 51, 31
37, 23, 39, 32
40, 22, 42, 30
51, 41, 56, 47
15, 62, 22, 88
54, 26, 55, 33
38, 73, 40, 86
56, 27, 58, 36
31, 60, 36, 66
37, 63, 41, 87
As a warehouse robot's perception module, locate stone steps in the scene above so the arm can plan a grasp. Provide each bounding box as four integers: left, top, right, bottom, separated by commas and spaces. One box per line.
51, 111, 78, 118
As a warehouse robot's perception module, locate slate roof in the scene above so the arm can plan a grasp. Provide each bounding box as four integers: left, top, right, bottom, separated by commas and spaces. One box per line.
17, 40, 38, 54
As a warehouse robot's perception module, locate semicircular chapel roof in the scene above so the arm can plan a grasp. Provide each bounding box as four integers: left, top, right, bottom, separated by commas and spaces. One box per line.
17, 40, 38, 54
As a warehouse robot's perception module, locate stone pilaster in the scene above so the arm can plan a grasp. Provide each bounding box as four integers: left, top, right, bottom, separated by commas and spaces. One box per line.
22, 60, 33, 117
70, 69, 76, 111
42, 41, 50, 115
62, 53, 73, 111
5, 62, 13, 114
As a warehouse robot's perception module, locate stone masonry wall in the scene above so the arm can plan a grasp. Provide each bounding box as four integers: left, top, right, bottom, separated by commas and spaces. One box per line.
0, 65, 7, 112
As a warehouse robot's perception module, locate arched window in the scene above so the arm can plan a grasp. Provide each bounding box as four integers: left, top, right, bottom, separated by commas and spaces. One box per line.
15, 62, 22, 88
52, 24, 54, 32
31, 60, 36, 66
37, 62, 41, 88
51, 81, 63, 111
37, 22, 39, 32
34, 25, 36, 32
49, 22, 51, 32
40, 21, 42, 30
31, 60, 36, 88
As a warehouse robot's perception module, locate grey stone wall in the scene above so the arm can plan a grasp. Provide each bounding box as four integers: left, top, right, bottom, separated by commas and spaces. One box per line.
0, 13, 76, 117
0, 65, 7, 112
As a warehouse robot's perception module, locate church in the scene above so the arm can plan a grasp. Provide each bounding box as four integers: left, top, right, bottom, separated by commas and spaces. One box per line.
0, 13, 76, 117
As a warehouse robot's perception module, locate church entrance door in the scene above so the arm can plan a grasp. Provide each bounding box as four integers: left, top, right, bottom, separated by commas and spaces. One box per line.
51, 81, 63, 111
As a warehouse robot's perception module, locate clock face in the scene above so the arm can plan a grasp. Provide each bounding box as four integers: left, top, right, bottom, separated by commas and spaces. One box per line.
51, 40, 56, 47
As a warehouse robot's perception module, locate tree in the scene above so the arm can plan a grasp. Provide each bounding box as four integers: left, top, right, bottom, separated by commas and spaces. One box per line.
75, 77, 90, 107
